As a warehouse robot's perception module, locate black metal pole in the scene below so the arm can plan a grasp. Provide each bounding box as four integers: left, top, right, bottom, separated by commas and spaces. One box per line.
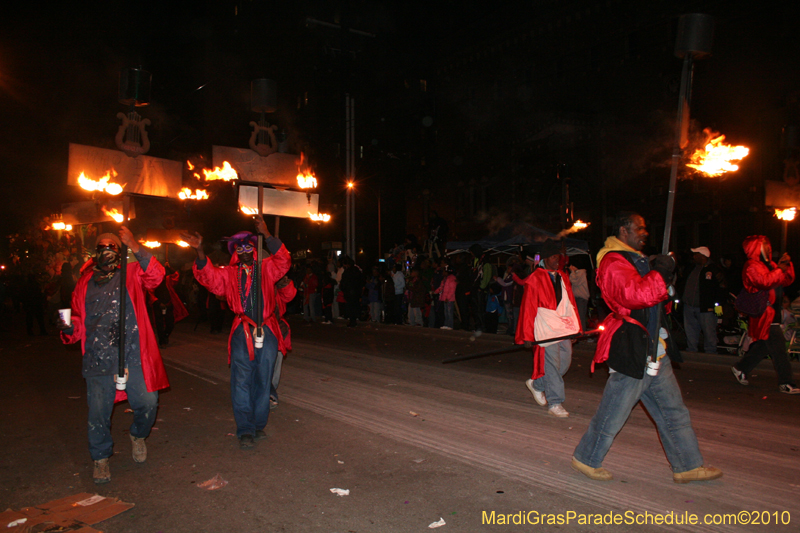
257, 185, 264, 338
117, 195, 129, 386
441, 328, 603, 364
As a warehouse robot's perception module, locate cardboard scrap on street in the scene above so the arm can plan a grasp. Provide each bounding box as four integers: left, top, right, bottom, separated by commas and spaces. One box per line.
1, 492, 134, 532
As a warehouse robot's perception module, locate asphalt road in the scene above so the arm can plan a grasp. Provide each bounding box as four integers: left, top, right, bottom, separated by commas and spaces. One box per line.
2, 313, 799, 532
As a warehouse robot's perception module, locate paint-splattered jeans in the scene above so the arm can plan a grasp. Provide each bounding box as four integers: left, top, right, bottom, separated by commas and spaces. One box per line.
86, 362, 158, 461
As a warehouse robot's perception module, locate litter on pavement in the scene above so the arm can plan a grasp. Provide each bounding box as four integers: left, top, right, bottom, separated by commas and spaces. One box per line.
428, 517, 446, 528
330, 488, 350, 496
197, 474, 228, 490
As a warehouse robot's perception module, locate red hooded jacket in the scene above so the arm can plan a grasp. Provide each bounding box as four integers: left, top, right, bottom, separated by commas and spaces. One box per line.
193, 241, 291, 363
515, 267, 581, 380
61, 256, 169, 402
741, 235, 795, 342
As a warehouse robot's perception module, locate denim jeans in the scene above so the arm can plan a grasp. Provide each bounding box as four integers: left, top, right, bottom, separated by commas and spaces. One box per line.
369, 301, 382, 322
736, 324, 795, 384
532, 340, 572, 406
683, 305, 717, 353
304, 293, 320, 322
230, 324, 278, 437
409, 306, 423, 326
270, 351, 284, 401
573, 356, 704, 473
443, 301, 454, 329
86, 361, 158, 461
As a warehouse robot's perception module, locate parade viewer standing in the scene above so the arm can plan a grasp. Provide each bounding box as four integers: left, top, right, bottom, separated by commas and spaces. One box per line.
731, 235, 799, 393
182, 216, 291, 448
515, 239, 580, 418
59, 227, 168, 485
572, 212, 721, 484
681, 246, 723, 354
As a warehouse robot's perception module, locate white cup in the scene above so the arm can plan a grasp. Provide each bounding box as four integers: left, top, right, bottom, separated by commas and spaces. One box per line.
58, 308, 72, 326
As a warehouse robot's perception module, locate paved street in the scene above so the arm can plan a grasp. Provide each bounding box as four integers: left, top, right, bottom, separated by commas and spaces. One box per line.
2, 313, 799, 532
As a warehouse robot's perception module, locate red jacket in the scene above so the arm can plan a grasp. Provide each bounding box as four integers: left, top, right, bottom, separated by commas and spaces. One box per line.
592, 239, 668, 371
166, 271, 189, 322
193, 241, 291, 362
62, 256, 169, 402
741, 235, 795, 342
515, 267, 580, 380
276, 280, 297, 353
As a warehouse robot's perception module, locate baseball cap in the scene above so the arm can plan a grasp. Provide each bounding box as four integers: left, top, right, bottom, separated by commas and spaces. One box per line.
691, 246, 710, 258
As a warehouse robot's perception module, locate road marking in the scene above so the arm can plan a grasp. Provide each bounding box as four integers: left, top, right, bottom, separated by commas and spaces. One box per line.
164, 362, 219, 385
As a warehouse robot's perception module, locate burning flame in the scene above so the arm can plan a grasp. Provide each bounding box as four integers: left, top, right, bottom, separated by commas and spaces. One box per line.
52, 221, 66, 230
176, 240, 190, 248
309, 212, 331, 222
186, 161, 195, 171
202, 161, 238, 181
78, 170, 124, 195
240, 206, 258, 215
65, 224, 73, 231
178, 188, 209, 200
686, 130, 750, 177
297, 170, 318, 189
555, 220, 590, 238
142, 240, 161, 248
775, 208, 797, 221
102, 207, 124, 223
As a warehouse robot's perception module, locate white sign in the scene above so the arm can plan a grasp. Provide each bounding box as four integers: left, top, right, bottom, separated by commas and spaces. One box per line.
68, 143, 182, 198
239, 185, 319, 218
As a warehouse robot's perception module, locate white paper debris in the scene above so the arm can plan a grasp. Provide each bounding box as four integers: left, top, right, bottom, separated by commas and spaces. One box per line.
330, 488, 350, 496
428, 517, 446, 528
197, 474, 228, 490
409, 411, 419, 417
77, 494, 106, 506
7, 518, 28, 527
337, 460, 344, 464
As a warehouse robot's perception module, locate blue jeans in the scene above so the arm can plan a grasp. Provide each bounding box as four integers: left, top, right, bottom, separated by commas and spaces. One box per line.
304, 293, 320, 322
573, 356, 704, 473
230, 324, 278, 437
532, 340, 572, 406
504, 303, 516, 335
86, 361, 158, 461
409, 306, 423, 326
443, 301, 454, 328
369, 301, 382, 322
683, 305, 717, 353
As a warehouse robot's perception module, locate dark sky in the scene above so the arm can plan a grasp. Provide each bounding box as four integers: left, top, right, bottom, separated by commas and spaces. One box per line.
2, 1, 799, 242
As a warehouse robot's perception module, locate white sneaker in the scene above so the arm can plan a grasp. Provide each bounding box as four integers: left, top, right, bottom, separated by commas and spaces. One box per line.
549, 404, 569, 418
778, 383, 800, 394
525, 379, 547, 406
440, 326, 452, 330
731, 366, 749, 386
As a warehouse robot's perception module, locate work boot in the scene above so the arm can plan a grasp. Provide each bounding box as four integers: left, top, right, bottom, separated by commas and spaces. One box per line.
239, 434, 255, 449
93, 459, 111, 484
130, 434, 147, 463
571, 457, 612, 481
673, 466, 723, 484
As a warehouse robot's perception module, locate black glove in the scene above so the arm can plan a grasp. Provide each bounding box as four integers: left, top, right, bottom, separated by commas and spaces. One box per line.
649, 254, 676, 285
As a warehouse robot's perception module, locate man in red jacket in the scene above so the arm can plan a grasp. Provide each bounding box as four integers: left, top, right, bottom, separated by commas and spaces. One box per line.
515, 239, 580, 418
182, 216, 291, 449
732, 235, 799, 393
572, 213, 721, 484
59, 227, 168, 484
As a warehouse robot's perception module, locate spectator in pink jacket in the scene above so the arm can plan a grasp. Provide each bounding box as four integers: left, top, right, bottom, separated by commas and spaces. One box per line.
434, 267, 458, 329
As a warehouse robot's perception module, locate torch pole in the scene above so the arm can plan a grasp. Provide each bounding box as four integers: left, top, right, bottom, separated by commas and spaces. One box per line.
117, 194, 130, 389
257, 186, 264, 339
442, 328, 604, 364
782, 219, 788, 254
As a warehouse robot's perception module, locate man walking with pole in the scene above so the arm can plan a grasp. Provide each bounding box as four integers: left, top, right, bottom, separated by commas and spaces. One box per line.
182, 216, 291, 449
572, 212, 722, 484
59, 227, 168, 484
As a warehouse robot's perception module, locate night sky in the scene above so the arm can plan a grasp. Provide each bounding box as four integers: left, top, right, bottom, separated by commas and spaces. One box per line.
2, 1, 799, 254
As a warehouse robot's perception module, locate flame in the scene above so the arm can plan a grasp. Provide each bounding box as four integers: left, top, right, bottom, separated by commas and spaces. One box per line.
142, 240, 161, 248
686, 130, 750, 177
178, 188, 209, 200
297, 170, 318, 189
555, 220, 590, 238
775, 208, 797, 221
52, 221, 66, 230
309, 212, 331, 222
176, 240, 190, 248
102, 206, 124, 223
240, 205, 258, 215
78, 170, 124, 195
65, 224, 73, 231
186, 161, 195, 170
202, 161, 238, 181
